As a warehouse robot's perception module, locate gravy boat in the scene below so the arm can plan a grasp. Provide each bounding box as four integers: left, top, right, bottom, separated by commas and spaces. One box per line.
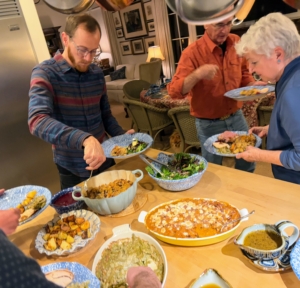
234, 220, 299, 259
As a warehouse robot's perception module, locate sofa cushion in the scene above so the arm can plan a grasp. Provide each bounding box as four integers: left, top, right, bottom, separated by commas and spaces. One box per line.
110, 66, 126, 81
116, 64, 135, 79
105, 79, 134, 90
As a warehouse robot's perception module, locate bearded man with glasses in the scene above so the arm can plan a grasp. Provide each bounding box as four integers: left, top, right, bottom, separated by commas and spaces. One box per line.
28, 14, 134, 189
168, 9, 265, 173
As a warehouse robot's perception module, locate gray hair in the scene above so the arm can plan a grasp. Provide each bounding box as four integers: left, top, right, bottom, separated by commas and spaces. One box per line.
235, 12, 300, 59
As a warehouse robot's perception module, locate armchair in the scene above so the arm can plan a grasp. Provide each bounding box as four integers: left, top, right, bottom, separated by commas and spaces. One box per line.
139, 59, 162, 84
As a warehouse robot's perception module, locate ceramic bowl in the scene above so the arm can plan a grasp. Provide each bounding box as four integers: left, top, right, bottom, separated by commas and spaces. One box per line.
50, 187, 85, 215
291, 239, 300, 279
73, 169, 143, 215
35, 209, 100, 256
92, 224, 168, 287
146, 153, 208, 192
234, 220, 299, 259
190, 268, 232, 288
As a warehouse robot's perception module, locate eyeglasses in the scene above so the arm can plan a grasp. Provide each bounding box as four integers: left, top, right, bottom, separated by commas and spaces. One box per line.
212, 21, 233, 30
70, 38, 101, 58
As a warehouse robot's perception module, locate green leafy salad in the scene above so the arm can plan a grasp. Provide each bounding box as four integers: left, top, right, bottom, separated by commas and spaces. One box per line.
146, 153, 205, 180
127, 138, 148, 154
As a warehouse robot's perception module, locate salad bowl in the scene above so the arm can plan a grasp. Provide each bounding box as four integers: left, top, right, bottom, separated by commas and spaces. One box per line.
144, 152, 207, 191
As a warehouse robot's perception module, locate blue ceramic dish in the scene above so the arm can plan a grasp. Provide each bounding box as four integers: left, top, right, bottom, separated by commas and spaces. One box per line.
146, 153, 208, 192
50, 187, 85, 214
41, 261, 100, 287
291, 239, 300, 279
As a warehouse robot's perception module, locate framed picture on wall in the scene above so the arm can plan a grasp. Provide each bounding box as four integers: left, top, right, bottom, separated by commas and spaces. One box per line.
132, 39, 145, 54
120, 2, 148, 39
120, 41, 133, 55
147, 21, 155, 32
144, 1, 154, 21
112, 11, 122, 28
144, 36, 157, 50
116, 28, 124, 38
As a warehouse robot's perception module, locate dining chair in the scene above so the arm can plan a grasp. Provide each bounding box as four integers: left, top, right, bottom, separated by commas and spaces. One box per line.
168, 106, 201, 153
257, 105, 274, 149
123, 79, 151, 101
123, 98, 174, 142
139, 59, 162, 84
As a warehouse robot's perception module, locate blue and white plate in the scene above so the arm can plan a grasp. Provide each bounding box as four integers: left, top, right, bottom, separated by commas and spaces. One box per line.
291, 239, 300, 279
224, 85, 275, 101
41, 262, 100, 288
0, 185, 51, 225
203, 131, 262, 157
102, 133, 153, 159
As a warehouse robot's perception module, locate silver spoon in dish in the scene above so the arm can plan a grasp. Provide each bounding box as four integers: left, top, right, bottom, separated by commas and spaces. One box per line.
220, 210, 255, 232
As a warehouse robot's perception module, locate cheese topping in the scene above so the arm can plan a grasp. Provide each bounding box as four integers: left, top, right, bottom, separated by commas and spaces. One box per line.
145, 198, 240, 238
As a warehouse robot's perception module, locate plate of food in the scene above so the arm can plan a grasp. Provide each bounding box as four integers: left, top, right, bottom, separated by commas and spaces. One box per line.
138, 198, 249, 246
92, 224, 167, 287
224, 85, 275, 101
203, 131, 262, 157
42, 262, 100, 288
102, 133, 153, 159
0, 185, 51, 225
35, 209, 100, 256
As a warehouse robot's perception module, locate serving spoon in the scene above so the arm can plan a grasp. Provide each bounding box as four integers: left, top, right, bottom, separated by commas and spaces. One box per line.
220, 210, 255, 232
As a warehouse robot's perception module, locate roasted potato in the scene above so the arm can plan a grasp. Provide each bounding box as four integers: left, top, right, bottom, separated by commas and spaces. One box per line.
60, 240, 71, 250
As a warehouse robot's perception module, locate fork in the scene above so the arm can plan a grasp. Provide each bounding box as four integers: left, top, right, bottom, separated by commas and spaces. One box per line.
84, 170, 93, 191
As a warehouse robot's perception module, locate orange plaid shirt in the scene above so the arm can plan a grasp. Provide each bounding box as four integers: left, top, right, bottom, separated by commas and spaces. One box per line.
167, 32, 254, 119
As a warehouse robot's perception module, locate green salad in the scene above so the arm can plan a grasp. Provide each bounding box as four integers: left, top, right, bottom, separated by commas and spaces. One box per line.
127, 138, 148, 154
146, 153, 205, 180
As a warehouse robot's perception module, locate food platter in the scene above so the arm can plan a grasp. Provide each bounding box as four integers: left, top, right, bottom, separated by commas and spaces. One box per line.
224, 85, 275, 101
0, 185, 51, 225
35, 209, 100, 256
203, 131, 262, 157
138, 198, 249, 246
41, 262, 100, 288
92, 224, 168, 287
102, 132, 153, 159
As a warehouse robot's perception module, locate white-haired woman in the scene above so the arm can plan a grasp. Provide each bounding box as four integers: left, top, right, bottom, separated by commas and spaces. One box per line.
235, 12, 300, 184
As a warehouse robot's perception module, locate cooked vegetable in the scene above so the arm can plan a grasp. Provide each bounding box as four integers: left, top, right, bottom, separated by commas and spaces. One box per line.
110, 138, 148, 156
146, 153, 205, 180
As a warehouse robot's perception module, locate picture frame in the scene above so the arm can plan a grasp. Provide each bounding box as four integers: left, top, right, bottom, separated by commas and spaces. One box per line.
120, 2, 148, 39
120, 41, 133, 56
116, 28, 124, 38
147, 21, 155, 32
112, 11, 122, 28
144, 36, 157, 50
144, 1, 154, 21
131, 39, 145, 54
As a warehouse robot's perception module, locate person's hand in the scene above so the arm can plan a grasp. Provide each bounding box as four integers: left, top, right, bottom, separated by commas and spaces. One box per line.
125, 129, 135, 134
249, 125, 269, 138
83, 136, 106, 171
0, 188, 4, 196
0, 208, 21, 235
127, 267, 162, 288
195, 64, 219, 80
236, 146, 261, 162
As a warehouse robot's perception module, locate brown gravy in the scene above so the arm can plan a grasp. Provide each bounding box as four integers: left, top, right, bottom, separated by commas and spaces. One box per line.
243, 230, 282, 250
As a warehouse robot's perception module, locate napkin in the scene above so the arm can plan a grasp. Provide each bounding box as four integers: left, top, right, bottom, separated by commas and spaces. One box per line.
291, 239, 300, 280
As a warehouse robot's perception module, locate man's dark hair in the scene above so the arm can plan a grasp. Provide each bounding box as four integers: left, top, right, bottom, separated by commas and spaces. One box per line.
65, 14, 101, 38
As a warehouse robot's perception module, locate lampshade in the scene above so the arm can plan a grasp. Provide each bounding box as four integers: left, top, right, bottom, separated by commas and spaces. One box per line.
146, 46, 165, 62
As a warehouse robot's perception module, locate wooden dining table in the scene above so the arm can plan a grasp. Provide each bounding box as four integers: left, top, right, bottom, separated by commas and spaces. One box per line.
10, 148, 300, 288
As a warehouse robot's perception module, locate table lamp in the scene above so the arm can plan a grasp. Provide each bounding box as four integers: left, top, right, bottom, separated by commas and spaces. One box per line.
146, 46, 165, 84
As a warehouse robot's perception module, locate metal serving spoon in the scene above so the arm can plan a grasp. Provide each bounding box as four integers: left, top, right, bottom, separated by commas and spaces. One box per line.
220, 210, 255, 232
84, 170, 93, 191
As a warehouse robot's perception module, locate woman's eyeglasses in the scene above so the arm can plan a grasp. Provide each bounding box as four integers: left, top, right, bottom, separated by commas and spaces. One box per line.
70, 38, 101, 58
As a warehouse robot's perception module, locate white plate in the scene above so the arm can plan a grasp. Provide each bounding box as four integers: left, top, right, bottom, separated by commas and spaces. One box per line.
41, 262, 100, 288
0, 185, 51, 225
102, 133, 153, 159
203, 131, 262, 157
35, 209, 100, 256
92, 224, 168, 287
224, 85, 275, 101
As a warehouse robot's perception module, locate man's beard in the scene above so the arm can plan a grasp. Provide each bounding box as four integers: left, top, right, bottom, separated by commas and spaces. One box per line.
68, 46, 90, 72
